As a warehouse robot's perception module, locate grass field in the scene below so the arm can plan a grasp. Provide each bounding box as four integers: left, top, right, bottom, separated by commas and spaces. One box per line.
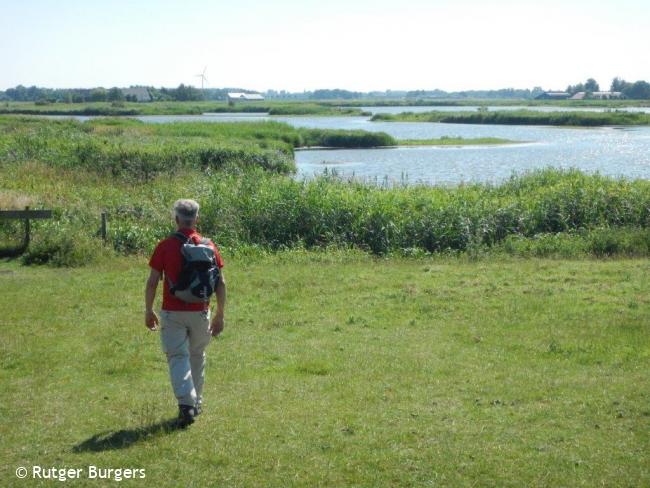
0, 252, 649, 486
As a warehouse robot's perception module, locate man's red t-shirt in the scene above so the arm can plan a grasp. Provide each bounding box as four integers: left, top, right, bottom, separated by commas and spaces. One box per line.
149, 228, 225, 311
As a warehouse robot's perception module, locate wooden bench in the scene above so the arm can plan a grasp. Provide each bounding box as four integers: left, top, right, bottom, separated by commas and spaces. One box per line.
0, 207, 53, 257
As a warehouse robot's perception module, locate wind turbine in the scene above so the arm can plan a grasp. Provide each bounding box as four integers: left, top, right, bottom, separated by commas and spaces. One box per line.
195, 66, 208, 91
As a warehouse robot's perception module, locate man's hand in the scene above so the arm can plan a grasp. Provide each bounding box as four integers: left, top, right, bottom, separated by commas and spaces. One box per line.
145, 310, 159, 331
210, 314, 224, 337
145, 268, 161, 332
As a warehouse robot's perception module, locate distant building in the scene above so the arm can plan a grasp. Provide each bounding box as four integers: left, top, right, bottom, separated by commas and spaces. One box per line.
122, 87, 152, 102
591, 91, 623, 100
227, 92, 265, 102
535, 91, 570, 100
570, 91, 623, 100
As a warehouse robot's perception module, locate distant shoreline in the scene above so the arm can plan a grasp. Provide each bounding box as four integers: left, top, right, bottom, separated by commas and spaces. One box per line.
2, 99, 650, 118
371, 109, 650, 127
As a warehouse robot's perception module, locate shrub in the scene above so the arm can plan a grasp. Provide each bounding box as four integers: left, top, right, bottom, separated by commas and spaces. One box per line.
500, 233, 587, 258
587, 227, 650, 257
22, 223, 109, 267
108, 221, 164, 255
299, 129, 396, 148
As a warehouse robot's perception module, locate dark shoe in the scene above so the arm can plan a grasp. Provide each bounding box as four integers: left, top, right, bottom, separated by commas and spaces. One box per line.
195, 403, 202, 416
177, 404, 196, 428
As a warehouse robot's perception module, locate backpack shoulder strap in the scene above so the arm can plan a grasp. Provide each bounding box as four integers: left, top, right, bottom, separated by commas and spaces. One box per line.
167, 232, 189, 292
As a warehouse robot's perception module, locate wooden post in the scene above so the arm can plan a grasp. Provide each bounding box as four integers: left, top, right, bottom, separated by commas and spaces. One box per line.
24, 206, 30, 249
100, 212, 107, 242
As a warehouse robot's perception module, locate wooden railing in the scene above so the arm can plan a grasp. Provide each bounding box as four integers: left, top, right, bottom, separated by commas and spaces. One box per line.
0, 207, 53, 257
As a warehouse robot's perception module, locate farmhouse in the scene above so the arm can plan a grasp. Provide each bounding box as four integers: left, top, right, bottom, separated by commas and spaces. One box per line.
535, 91, 570, 100
227, 92, 265, 102
570, 91, 623, 100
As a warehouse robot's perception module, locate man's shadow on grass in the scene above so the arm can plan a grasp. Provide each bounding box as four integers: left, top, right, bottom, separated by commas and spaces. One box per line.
73, 418, 181, 453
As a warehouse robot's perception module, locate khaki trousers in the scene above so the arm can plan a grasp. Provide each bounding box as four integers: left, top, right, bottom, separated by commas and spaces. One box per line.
160, 310, 212, 407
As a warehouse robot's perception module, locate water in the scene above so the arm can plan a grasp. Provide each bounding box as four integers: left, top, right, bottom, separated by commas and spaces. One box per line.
290, 120, 650, 184
40, 111, 650, 185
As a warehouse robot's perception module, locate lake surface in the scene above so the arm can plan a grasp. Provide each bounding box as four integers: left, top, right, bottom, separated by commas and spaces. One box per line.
44, 111, 650, 185
265, 116, 650, 184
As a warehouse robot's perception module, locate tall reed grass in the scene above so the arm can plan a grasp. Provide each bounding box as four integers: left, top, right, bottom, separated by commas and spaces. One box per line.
5, 162, 649, 261
198, 169, 650, 254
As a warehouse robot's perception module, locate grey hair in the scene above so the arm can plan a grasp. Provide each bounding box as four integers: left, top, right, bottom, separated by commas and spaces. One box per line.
173, 199, 200, 227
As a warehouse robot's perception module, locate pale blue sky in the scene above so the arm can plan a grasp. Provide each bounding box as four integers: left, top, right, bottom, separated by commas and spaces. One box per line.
1, 0, 648, 91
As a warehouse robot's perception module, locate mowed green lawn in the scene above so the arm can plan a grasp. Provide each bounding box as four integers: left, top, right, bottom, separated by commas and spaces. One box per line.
1, 254, 649, 487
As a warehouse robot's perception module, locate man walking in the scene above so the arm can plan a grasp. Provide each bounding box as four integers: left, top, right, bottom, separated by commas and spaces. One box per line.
144, 199, 226, 427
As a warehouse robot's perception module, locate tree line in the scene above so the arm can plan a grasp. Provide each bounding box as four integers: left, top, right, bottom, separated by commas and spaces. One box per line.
3, 80, 650, 103
565, 77, 650, 99
0, 85, 260, 103
1, 85, 129, 103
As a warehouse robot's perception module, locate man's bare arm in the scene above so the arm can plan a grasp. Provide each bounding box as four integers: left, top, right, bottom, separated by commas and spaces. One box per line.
145, 268, 161, 331
211, 272, 226, 336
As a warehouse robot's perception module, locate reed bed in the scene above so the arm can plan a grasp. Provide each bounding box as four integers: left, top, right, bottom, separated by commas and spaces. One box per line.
372, 109, 650, 126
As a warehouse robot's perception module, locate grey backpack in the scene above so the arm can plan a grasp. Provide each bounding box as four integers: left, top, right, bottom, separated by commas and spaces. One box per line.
167, 232, 220, 303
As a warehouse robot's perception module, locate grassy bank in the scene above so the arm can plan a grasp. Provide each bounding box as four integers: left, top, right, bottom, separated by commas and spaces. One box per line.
372, 110, 650, 126
0, 101, 369, 117
397, 136, 517, 146
0, 254, 648, 486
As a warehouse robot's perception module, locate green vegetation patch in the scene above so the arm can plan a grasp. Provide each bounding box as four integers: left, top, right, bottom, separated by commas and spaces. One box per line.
329, 98, 650, 108
397, 136, 517, 146
372, 109, 650, 126
1, 117, 649, 262
2, 157, 649, 261
0, 116, 397, 181
0, 101, 369, 117
298, 129, 395, 148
